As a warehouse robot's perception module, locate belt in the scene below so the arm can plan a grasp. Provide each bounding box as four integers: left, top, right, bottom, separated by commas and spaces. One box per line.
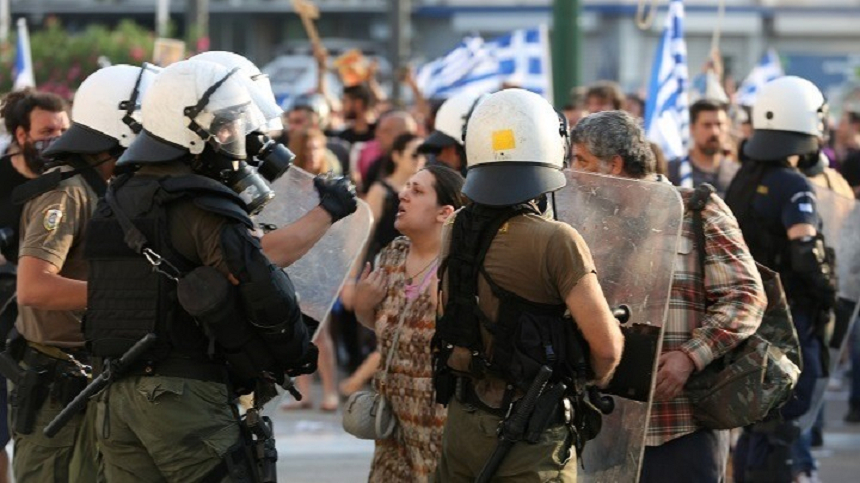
21, 345, 86, 381
456, 378, 568, 425
119, 357, 228, 384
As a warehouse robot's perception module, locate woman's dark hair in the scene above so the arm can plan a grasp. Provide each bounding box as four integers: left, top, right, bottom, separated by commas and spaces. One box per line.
1, 88, 68, 136
422, 164, 465, 210
383, 132, 420, 175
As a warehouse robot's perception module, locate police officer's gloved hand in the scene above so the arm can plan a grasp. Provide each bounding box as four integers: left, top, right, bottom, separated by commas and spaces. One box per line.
314, 175, 357, 223
285, 342, 319, 377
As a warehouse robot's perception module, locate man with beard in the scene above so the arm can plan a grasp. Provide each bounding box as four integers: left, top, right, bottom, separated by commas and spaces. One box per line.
7, 65, 158, 483
0, 89, 68, 483
337, 83, 377, 146
571, 110, 765, 483
668, 99, 739, 197
0, 89, 70, 263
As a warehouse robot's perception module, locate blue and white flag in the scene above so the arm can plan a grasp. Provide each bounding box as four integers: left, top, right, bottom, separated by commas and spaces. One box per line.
644, 0, 690, 185
736, 49, 783, 107
416, 26, 552, 102
13, 18, 35, 90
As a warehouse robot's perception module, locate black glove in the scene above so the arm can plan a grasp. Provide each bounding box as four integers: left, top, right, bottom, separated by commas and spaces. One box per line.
314, 175, 357, 223
285, 342, 319, 377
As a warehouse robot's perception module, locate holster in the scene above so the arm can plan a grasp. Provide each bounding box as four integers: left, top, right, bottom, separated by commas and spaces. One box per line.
10, 364, 50, 435
11, 345, 90, 435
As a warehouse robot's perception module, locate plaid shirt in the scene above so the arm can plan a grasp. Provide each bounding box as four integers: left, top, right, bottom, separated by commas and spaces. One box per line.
646, 189, 767, 446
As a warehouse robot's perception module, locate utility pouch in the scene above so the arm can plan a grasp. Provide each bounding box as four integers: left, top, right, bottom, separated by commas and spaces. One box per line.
50, 369, 89, 408
12, 366, 50, 434
177, 266, 278, 383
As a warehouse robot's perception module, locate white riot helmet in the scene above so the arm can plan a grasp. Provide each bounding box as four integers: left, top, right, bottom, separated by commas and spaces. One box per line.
44, 64, 161, 158
418, 91, 484, 154
463, 88, 568, 206
118, 59, 267, 166
191, 51, 283, 131
744, 76, 827, 161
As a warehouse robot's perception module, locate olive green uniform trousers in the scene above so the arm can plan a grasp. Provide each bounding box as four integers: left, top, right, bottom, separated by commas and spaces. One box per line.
8, 383, 101, 483
96, 376, 240, 482
434, 398, 577, 482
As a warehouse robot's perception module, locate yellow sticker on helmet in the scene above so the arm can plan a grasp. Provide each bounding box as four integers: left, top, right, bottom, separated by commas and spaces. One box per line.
492, 129, 515, 151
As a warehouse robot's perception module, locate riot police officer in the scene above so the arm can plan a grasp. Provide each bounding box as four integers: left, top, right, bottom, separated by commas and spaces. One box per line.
85, 59, 316, 482
190, 50, 357, 268
416, 90, 483, 176
725, 76, 837, 483
432, 89, 624, 482
4, 64, 158, 483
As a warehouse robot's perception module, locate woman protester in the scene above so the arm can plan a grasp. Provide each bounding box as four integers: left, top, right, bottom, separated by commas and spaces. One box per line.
353, 165, 465, 482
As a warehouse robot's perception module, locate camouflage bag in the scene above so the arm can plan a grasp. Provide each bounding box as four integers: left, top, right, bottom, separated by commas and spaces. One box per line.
682, 184, 803, 429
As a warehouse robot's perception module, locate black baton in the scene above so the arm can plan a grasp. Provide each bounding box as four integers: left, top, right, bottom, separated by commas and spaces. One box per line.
44, 334, 157, 438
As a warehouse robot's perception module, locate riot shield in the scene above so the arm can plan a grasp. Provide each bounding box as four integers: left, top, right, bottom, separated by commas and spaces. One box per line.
554, 171, 684, 483
254, 167, 372, 340
799, 186, 860, 431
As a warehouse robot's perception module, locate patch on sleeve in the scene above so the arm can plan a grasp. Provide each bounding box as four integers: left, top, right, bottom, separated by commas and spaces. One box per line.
43, 207, 63, 231
798, 203, 814, 213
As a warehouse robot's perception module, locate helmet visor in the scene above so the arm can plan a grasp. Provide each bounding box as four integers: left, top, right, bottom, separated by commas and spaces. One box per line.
202, 102, 265, 159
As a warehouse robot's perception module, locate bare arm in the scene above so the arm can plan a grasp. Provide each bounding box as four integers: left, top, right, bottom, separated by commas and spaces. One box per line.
17, 256, 87, 310
402, 65, 429, 124
565, 272, 624, 388
366, 59, 388, 105
787, 223, 816, 240
260, 206, 332, 268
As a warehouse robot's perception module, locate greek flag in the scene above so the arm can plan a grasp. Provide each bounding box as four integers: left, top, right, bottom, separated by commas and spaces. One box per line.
13, 18, 35, 90
644, 0, 690, 186
736, 49, 783, 107
416, 26, 552, 101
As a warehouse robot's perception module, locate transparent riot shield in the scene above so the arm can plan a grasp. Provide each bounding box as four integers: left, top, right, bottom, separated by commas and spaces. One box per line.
554, 171, 684, 483
799, 186, 860, 431
254, 167, 372, 340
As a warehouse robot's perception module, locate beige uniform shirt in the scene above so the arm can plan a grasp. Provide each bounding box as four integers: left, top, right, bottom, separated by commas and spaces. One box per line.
439, 210, 596, 406
16, 168, 97, 348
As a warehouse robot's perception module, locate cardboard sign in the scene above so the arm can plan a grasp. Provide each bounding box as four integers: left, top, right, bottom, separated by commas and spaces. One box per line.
152, 38, 186, 67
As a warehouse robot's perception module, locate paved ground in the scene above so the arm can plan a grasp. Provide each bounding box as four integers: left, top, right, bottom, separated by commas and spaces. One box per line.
4, 377, 857, 482
270, 376, 860, 482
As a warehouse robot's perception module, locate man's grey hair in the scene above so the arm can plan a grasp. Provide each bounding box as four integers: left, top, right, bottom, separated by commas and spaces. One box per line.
571, 110, 655, 178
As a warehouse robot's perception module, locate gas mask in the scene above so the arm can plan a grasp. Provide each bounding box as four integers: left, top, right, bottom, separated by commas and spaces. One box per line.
245, 132, 295, 182
192, 144, 275, 215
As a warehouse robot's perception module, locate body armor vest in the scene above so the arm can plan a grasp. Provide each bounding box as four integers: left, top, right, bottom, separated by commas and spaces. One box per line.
434, 204, 585, 395
84, 172, 253, 364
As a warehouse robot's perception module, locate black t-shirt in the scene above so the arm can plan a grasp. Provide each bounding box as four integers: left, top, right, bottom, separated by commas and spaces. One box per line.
0, 157, 29, 261
336, 122, 376, 146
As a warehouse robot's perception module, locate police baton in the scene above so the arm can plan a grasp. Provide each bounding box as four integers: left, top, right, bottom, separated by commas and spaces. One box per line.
44, 334, 157, 438
475, 365, 552, 483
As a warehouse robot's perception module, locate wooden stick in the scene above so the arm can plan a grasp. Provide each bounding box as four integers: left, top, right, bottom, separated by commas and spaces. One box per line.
292, 0, 326, 58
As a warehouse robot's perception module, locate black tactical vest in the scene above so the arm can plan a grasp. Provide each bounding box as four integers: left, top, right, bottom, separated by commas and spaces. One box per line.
84, 172, 254, 364
434, 204, 585, 394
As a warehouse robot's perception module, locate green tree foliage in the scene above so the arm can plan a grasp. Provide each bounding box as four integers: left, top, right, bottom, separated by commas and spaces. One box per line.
0, 17, 156, 99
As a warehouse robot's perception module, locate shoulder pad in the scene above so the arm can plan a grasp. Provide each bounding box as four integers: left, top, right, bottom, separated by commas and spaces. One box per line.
193, 195, 254, 229
11, 170, 64, 205
158, 175, 254, 228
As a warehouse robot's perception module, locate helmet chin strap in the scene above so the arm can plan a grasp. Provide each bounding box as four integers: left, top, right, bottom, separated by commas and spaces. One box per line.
183, 67, 241, 143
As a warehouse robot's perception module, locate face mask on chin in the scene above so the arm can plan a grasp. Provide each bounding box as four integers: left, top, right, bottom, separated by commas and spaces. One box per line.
21, 135, 61, 174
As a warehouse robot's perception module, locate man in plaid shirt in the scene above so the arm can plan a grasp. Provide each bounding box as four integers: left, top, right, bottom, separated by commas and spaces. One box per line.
571, 110, 767, 483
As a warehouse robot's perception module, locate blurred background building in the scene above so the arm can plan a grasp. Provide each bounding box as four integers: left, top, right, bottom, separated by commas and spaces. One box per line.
3, 1, 860, 102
